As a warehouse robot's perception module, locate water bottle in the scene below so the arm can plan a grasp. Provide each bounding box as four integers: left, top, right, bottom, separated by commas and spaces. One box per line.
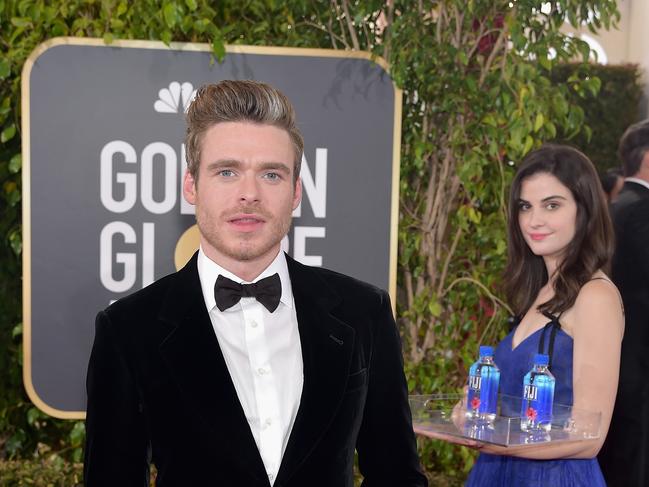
520, 353, 555, 432
466, 346, 500, 422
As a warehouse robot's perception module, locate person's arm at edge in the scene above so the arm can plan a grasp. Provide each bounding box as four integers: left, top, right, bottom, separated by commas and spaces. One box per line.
425, 279, 623, 460
84, 310, 150, 487
356, 290, 428, 487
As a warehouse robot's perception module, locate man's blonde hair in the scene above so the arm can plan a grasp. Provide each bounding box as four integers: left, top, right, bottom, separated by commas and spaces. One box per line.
185, 80, 303, 183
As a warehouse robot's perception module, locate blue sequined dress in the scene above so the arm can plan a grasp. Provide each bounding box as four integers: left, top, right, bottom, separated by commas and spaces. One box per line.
465, 314, 606, 487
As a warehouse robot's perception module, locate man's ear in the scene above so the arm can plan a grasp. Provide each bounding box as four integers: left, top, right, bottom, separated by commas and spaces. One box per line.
635, 151, 649, 181
292, 177, 302, 210
183, 170, 197, 205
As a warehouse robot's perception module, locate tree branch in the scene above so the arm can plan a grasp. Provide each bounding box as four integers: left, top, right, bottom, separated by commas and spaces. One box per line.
340, 0, 360, 50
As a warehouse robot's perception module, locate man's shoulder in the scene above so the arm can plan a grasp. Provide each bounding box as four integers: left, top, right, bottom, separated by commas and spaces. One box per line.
314, 265, 385, 295
287, 256, 388, 307
102, 268, 183, 319
613, 188, 649, 219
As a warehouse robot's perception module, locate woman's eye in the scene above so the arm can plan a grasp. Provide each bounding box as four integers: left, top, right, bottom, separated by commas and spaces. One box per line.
546, 202, 559, 210
518, 202, 531, 211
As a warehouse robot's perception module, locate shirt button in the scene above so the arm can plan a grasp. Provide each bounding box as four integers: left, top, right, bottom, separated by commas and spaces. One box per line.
257, 367, 267, 375
250, 320, 258, 328
268, 473, 274, 481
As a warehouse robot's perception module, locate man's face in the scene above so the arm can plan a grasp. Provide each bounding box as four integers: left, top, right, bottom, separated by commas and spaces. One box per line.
183, 121, 301, 271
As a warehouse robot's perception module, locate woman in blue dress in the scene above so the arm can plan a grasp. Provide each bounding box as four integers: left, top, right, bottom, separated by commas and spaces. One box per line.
439, 145, 624, 486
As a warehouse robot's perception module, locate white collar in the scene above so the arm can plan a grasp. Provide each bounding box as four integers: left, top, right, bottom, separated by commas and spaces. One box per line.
624, 177, 649, 191
197, 247, 293, 312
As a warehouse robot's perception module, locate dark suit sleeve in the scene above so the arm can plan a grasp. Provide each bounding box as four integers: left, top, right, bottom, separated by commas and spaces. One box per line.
84, 311, 150, 487
628, 199, 649, 277
356, 291, 427, 487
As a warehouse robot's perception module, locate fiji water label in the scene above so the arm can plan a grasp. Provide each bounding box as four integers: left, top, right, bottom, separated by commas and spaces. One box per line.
521, 374, 554, 431
468, 375, 482, 410
523, 384, 539, 421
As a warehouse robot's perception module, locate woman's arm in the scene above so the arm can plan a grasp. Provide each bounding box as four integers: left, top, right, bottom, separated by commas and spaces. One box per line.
421, 279, 624, 460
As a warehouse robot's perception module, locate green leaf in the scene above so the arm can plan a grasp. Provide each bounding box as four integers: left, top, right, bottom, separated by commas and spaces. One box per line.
163, 2, 181, 28
6, 429, 26, 457
117, 1, 128, 16
467, 207, 481, 224
160, 30, 172, 45
482, 114, 497, 127
428, 300, 442, 318
522, 134, 534, 155
9, 153, 21, 173
73, 446, 83, 463
212, 37, 226, 62
12, 322, 22, 339
27, 407, 41, 426
533, 113, 544, 132
0, 59, 10, 79
185, 0, 197, 10
70, 421, 86, 446
9, 229, 22, 255
103, 32, 114, 45
51, 20, 68, 36
10, 17, 31, 28
538, 53, 552, 71
1, 123, 16, 142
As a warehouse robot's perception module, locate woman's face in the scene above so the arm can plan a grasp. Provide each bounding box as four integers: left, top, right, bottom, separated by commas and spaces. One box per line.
517, 172, 578, 265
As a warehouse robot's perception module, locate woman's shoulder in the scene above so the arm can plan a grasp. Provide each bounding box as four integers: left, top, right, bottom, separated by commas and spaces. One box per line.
576, 272, 621, 304
566, 272, 624, 337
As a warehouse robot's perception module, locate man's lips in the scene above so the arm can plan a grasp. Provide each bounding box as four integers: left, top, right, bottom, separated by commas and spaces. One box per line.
529, 233, 551, 241
227, 214, 266, 230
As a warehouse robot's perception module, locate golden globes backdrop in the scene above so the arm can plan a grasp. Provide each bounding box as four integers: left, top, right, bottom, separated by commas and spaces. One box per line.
22, 37, 401, 418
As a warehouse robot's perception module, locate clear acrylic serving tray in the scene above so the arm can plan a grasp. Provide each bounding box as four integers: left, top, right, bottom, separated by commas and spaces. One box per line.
410, 394, 601, 447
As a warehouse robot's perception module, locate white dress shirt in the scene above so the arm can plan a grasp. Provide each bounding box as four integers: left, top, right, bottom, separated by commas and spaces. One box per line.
625, 177, 649, 191
197, 248, 303, 485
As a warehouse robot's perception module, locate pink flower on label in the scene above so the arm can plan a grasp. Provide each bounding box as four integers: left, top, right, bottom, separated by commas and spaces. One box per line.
526, 407, 537, 420
471, 397, 481, 410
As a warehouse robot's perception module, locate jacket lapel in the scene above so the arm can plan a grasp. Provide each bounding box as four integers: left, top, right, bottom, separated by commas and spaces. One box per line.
157, 253, 268, 483
276, 256, 356, 484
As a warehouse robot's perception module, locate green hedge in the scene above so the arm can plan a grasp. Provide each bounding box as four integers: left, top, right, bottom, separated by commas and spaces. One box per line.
0, 459, 83, 487
550, 63, 643, 172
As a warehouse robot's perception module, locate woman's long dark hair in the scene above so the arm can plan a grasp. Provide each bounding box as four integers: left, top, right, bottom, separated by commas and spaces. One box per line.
504, 144, 614, 316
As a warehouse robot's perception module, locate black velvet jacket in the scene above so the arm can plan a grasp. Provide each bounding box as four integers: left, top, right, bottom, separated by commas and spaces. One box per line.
84, 253, 427, 487
599, 181, 649, 487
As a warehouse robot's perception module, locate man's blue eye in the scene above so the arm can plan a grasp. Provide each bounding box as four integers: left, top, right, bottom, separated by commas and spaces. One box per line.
219, 169, 234, 177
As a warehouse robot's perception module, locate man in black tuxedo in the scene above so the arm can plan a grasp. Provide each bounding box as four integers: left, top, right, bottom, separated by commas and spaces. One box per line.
598, 120, 649, 487
83, 80, 427, 487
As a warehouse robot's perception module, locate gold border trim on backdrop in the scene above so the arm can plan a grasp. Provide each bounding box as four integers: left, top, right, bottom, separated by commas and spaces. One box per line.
22, 36, 402, 419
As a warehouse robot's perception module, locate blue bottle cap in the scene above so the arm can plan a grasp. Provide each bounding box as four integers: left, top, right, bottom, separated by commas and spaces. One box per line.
534, 353, 549, 366
479, 345, 494, 357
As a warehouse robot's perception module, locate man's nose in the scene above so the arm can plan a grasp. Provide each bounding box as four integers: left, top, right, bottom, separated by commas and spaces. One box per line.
238, 174, 260, 202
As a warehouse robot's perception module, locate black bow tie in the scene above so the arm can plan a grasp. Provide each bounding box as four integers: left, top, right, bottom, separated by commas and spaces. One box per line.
214, 273, 282, 313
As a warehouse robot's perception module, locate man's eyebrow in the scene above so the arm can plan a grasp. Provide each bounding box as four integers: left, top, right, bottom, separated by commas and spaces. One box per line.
206, 159, 242, 171
258, 162, 291, 173
204, 160, 291, 173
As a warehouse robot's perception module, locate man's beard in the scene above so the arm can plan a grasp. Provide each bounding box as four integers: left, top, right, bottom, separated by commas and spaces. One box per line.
196, 204, 292, 262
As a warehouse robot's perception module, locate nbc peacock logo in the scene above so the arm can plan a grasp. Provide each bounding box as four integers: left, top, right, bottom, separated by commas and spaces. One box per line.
154, 81, 196, 113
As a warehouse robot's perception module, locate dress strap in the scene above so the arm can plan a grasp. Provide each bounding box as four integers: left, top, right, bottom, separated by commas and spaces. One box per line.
538, 311, 561, 370
508, 315, 521, 330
